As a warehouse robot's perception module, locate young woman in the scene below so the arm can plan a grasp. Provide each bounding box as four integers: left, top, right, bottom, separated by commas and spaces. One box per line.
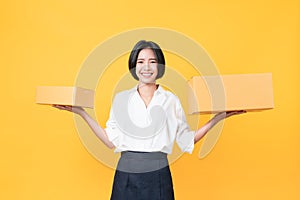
54, 40, 244, 200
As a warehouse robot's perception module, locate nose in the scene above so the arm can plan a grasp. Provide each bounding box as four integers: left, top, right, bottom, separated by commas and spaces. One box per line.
144, 64, 150, 70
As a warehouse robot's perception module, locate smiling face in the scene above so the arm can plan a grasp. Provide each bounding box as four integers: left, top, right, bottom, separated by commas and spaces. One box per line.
135, 48, 158, 85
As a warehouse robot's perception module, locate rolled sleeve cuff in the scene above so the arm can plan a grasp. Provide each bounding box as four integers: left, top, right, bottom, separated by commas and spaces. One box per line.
177, 130, 195, 154
105, 127, 120, 148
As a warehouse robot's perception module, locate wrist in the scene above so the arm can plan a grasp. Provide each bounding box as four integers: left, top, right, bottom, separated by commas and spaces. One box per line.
77, 109, 87, 117
210, 114, 222, 125
214, 112, 227, 121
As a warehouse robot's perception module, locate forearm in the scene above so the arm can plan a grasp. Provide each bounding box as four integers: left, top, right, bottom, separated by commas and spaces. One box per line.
79, 111, 115, 149
194, 115, 221, 144
193, 111, 245, 144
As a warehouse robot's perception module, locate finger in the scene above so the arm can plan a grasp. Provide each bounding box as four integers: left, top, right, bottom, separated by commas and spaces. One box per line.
234, 110, 247, 115
52, 105, 72, 111
52, 104, 63, 109
226, 110, 246, 117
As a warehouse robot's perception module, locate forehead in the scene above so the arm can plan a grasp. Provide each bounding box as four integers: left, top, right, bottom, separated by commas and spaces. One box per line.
137, 48, 156, 59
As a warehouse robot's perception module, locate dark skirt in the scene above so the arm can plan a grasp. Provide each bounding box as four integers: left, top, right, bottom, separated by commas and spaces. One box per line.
110, 151, 175, 200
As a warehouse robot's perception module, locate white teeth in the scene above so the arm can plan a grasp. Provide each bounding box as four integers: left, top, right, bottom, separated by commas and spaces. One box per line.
141, 73, 153, 77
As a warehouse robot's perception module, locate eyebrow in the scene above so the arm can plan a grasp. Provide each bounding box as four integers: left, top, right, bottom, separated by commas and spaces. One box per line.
137, 58, 157, 60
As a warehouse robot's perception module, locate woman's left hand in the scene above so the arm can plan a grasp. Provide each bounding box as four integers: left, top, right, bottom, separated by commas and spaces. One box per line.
213, 110, 246, 122
194, 110, 247, 143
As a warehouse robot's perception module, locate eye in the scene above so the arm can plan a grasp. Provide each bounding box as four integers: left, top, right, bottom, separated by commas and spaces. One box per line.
137, 60, 144, 64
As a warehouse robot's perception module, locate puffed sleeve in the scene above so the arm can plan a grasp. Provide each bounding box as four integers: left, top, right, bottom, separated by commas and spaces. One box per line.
105, 100, 121, 148
175, 98, 195, 154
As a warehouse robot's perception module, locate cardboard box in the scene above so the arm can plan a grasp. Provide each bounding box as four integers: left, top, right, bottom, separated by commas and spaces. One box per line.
187, 73, 274, 114
36, 86, 94, 108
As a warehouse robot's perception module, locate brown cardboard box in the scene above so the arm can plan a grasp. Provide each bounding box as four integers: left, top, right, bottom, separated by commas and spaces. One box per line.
187, 73, 274, 114
36, 86, 94, 108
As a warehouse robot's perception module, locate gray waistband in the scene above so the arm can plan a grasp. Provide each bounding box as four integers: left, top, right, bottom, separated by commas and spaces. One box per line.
121, 151, 167, 160
118, 151, 169, 173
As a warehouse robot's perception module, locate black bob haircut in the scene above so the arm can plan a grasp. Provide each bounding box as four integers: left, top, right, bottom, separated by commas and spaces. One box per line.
128, 40, 165, 80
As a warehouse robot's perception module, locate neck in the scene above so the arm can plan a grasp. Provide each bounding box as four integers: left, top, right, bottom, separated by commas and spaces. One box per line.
137, 82, 158, 97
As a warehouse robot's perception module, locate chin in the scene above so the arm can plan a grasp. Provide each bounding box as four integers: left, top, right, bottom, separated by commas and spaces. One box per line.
142, 81, 156, 84
138, 77, 156, 83
139, 79, 155, 84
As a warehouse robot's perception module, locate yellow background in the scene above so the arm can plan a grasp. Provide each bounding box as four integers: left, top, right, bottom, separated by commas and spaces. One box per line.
1, 0, 299, 199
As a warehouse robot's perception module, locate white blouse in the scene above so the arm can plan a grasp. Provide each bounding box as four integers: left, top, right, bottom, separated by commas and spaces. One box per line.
105, 85, 195, 154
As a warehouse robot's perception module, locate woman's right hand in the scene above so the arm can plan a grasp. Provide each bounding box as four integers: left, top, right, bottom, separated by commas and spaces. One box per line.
52, 105, 85, 115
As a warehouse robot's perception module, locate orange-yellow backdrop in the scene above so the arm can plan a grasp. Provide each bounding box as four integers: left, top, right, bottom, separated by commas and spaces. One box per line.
1, 0, 299, 199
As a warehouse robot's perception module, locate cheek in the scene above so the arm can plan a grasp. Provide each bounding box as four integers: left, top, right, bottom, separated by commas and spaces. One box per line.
135, 65, 141, 73
152, 65, 158, 74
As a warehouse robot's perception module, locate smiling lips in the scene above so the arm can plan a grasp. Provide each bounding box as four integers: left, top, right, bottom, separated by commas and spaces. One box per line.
140, 72, 154, 78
